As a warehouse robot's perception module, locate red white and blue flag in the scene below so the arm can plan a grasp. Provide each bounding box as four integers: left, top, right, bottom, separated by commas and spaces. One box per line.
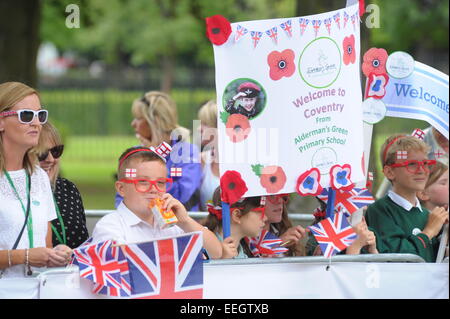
72, 240, 130, 297
280, 19, 293, 38
250, 31, 263, 48
308, 212, 357, 258
333, 12, 341, 29
343, 11, 349, 28
351, 12, 358, 30
299, 18, 309, 36
318, 187, 375, 217
122, 232, 204, 299
245, 230, 288, 257
234, 24, 248, 43
265, 26, 278, 45
312, 20, 321, 37
324, 17, 332, 35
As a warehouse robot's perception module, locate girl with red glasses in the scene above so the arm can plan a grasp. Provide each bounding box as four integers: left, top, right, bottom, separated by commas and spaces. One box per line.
366, 134, 448, 262
203, 187, 267, 259
0, 82, 72, 279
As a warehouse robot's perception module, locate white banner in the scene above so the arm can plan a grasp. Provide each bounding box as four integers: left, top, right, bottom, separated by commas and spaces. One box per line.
212, 3, 365, 197
7, 261, 445, 299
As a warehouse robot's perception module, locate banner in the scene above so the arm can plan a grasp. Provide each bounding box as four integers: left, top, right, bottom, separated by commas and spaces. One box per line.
33, 261, 449, 299
382, 61, 449, 139
212, 3, 365, 197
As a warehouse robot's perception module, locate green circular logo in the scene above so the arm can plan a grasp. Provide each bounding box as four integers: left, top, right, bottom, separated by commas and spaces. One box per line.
299, 37, 342, 89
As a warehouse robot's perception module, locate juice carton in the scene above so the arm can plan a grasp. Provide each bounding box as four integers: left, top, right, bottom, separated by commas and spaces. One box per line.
149, 198, 178, 229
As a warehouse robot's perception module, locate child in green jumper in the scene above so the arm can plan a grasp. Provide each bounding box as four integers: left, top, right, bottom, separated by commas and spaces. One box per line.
366, 134, 448, 262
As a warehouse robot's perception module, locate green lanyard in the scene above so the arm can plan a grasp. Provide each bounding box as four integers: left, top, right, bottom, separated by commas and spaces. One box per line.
3, 170, 34, 248
50, 196, 67, 245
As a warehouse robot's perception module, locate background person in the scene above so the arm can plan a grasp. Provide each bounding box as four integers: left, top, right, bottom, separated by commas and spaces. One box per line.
0, 82, 72, 278
115, 91, 202, 211
33, 121, 89, 248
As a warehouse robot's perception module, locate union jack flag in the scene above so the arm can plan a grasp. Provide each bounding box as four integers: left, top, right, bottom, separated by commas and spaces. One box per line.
250, 31, 263, 48
324, 17, 332, 35
333, 12, 341, 29
72, 240, 130, 297
265, 26, 278, 45
299, 18, 309, 36
351, 12, 357, 30
122, 232, 204, 299
318, 187, 375, 217
245, 230, 288, 257
280, 19, 293, 38
234, 24, 248, 42
312, 20, 321, 37
343, 11, 349, 28
92, 245, 131, 297
308, 212, 357, 258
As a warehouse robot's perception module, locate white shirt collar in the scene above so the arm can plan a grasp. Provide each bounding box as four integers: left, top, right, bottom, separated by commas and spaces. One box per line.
388, 190, 423, 212
117, 201, 147, 226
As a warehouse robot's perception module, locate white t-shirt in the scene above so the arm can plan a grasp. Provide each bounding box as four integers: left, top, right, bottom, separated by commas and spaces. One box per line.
92, 201, 184, 244
0, 166, 57, 278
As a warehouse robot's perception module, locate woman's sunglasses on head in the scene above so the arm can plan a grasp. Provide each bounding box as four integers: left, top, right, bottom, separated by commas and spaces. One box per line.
38, 145, 64, 162
0, 109, 48, 124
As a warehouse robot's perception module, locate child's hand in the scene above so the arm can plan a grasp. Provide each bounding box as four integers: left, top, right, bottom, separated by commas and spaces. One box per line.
221, 237, 238, 259
279, 226, 308, 246
160, 193, 189, 223
423, 206, 449, 239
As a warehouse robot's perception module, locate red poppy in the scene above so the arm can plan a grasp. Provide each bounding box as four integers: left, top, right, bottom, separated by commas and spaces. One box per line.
205, 15, 232, 45
267, 49, 296, 81
220, 170, 248, 205
259, 166, 287, 193
342, 35, 356, 65
362, 47, 388, 77
225, 114, 251, 143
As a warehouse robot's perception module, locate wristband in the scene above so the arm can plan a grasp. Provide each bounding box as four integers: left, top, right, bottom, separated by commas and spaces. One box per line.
7, 250, 12, 268
25, 249, 32, 276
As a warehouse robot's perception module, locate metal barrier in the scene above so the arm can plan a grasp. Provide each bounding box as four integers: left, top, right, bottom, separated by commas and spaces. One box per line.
85, 210, 315, 222
204, 253, 426, 266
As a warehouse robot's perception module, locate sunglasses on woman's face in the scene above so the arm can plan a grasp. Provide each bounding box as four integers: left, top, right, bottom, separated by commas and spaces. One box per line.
0, 109, 48, 124
38, 145, 64, 161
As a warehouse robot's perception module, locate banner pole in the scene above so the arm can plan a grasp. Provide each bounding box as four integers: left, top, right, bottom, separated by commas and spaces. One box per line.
222, 202, 231, 239
325, 187, 335, 218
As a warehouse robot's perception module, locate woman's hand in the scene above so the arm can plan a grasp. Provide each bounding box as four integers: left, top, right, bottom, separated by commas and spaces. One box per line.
47, 245, 73, 267
28, 247, 57, 267
279, 226, 308, 246
221, 237, 238, 259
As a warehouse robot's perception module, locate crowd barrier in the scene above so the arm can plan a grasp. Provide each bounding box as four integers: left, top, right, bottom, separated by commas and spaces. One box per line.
1, 254, 448, 299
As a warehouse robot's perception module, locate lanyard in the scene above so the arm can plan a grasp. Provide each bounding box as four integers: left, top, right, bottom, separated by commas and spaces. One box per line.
50, 196, 67, 245
3, 170, 34, 248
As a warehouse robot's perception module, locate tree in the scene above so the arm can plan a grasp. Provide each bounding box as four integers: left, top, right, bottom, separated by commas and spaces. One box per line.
0, 0, 41, 87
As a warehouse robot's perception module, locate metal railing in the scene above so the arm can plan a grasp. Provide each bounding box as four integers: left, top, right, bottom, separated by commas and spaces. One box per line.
85, 210, 315, 222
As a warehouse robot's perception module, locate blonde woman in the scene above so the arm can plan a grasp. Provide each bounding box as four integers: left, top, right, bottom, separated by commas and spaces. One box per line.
35, 122, 89, 248
0, 82, 72, 279
115, 91, 202, 211
197, 100, 220, 211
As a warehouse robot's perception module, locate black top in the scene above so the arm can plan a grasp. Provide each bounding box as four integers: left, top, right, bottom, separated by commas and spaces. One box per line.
52, 177, 89, 248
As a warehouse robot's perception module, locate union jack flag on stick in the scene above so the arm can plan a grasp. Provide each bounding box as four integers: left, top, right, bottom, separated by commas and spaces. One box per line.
308, 212, 357, 258
245, 230, 288, 257
318, 187, 375, 216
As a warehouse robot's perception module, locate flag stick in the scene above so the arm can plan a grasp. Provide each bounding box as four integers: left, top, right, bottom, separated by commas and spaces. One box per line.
325, 187, 335, 218
222, 202, 231, 238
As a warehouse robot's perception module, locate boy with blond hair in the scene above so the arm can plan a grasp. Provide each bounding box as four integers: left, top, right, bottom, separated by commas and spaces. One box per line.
366, 134, 448, 262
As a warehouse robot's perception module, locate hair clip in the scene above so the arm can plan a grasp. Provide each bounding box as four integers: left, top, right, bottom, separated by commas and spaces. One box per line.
207, 203, 223, 220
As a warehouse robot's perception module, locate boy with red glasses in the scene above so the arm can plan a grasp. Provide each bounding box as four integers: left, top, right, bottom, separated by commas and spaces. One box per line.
91, 145, 222, 259
366, 134, 448, 262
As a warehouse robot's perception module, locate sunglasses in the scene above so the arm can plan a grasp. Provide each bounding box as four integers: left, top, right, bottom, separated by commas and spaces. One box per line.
267, 194, 289, 205
119, 178, 173, 193
388, 159, 436, 174
0, 109, 48, 124
38, 145, 64, 161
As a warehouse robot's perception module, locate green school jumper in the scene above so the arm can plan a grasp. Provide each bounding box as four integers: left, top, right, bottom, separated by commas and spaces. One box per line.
366, 195, 439, 262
